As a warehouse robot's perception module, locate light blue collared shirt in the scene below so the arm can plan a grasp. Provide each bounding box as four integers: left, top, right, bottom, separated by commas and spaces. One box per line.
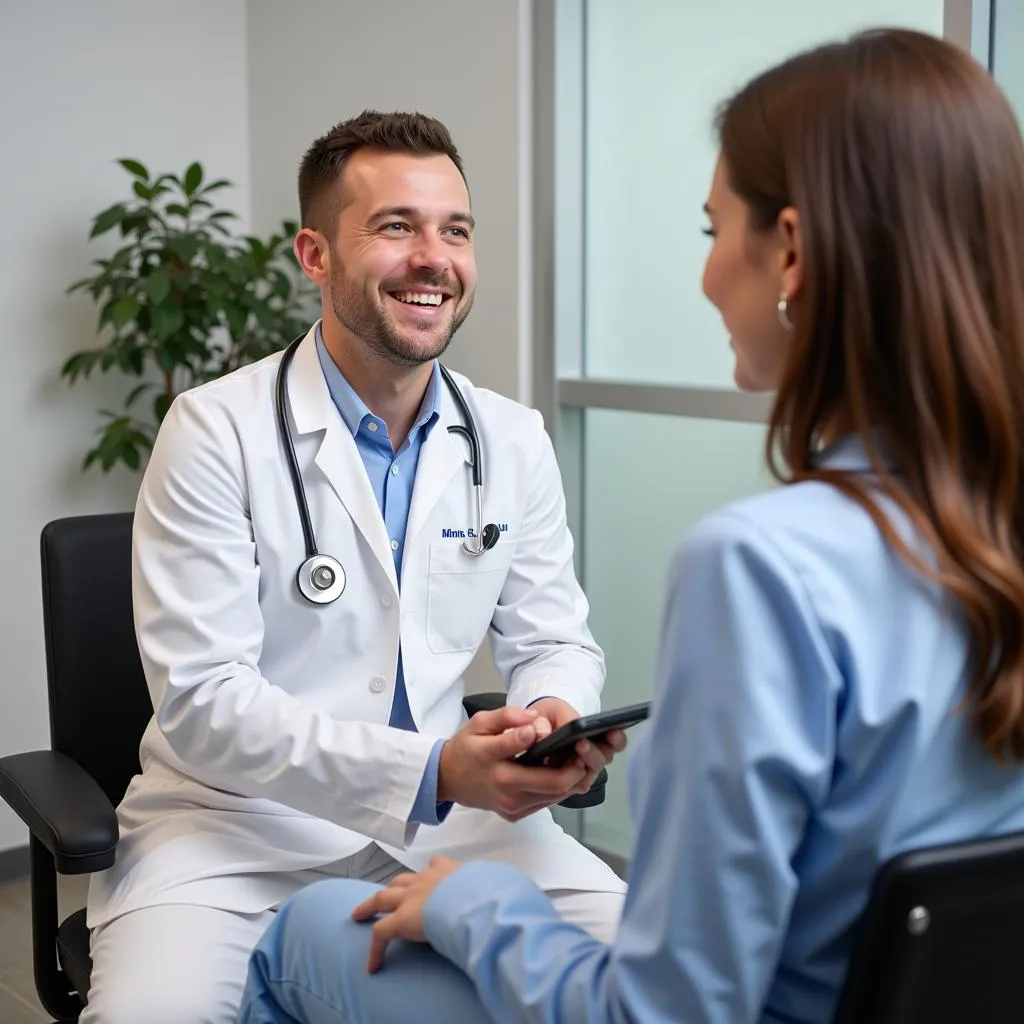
316, 327, 452, 827
422, 434, 1024, 1023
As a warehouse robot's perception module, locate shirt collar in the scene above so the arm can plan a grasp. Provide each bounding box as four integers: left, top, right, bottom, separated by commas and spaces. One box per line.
813, 429, 892, 472
314, 322, 442, 441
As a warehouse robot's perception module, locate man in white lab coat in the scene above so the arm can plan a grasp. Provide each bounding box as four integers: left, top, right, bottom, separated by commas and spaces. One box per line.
80, 110, 626, 1023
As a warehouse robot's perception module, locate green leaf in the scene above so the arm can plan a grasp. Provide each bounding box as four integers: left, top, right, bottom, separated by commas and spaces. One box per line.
122, 444, 141, 471
120, 211, 152, 236
111, 296, 141, 327
133, 180, 152, 201
183, 162, 203, 195
118, 158, 149, 180
153, 302, 185, 341
166, 235, 200, 262
248, 297, 274, 329
199, 178, 232, 195
125, 382, 154, 408
96, 421, 127, 471
166, 203, 190, 219
66, 276, 95, 295
269, 271, 292, 300
89, 203, 126, 238
144, 270, 171, 305
126, 347, 146, 375
61, 349, 102, 382
209, 210, 238, 221
154, 392, 172, 422
223, 301, 248, 339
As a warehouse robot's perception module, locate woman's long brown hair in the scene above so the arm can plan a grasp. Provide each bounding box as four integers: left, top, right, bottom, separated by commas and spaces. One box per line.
718, 28, 1024, 761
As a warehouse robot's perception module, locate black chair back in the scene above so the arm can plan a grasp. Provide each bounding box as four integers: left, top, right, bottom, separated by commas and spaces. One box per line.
833, 829, 1024, 1022
40, 513, 153, 807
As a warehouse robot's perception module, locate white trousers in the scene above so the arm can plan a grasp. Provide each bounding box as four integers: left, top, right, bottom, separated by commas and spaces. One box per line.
80, 844, 624, 1024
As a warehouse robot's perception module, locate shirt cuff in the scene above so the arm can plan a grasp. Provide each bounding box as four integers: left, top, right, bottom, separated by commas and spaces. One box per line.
408, 738, 454, 825
423, 860, 553, 966
510, 679, 601, 718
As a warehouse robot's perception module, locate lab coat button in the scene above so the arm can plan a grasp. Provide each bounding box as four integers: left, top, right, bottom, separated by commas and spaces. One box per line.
369, 676, 387, 693
380, 593, 393, 609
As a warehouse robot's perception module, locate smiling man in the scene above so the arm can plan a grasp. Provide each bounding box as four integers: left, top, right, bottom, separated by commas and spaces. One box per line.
79, 111, 627, 1024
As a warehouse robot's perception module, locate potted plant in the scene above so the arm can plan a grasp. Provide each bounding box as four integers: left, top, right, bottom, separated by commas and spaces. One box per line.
63, 158, 317, 472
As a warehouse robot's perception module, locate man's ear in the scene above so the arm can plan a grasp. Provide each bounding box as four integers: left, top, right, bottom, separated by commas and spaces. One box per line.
293, 228, 330, 286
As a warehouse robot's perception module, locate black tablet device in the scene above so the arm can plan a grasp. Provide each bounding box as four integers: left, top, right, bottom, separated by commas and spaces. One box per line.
517, 701, 651, 767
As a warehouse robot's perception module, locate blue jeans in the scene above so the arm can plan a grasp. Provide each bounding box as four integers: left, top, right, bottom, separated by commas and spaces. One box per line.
237, 878, 493, 1023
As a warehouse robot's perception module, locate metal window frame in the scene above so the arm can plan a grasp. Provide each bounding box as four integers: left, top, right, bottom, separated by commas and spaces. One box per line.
532, 0, 997, 432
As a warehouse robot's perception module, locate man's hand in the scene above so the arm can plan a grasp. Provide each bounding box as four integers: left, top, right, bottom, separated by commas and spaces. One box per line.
437, 705, 590, 819
527, 697, 628, 796
352, 857, 462, 972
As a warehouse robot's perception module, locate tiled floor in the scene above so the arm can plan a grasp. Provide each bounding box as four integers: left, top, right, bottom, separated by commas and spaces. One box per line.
0, 873, 90, 1022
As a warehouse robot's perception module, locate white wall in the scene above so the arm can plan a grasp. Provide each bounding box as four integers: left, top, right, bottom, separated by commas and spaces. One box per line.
245, 0, 530, 403
245, 0, 532, 694
0, 0, 250, 852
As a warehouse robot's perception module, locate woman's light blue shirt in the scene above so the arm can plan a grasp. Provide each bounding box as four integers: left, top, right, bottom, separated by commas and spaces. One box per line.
422, 435, 1024, 1023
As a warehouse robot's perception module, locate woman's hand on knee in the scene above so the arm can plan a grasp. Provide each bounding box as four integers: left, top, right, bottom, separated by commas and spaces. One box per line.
351, 857, 463, 972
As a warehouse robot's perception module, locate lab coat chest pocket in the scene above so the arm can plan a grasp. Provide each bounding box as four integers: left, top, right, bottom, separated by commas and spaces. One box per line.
426, 539, 515, 654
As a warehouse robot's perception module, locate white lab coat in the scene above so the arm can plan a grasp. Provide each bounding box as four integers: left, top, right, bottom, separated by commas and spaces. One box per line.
86, 325, 624, 931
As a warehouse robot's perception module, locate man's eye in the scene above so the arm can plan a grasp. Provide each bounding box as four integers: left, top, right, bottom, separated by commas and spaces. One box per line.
383, 222, 410, 233
446, 227, 469, 239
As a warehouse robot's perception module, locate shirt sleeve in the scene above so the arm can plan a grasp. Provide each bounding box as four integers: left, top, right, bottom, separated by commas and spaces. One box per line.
408, 739, 454, 826
423, 508, 841, 1024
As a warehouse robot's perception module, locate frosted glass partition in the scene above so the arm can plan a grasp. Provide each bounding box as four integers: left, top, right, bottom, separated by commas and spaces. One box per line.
579, 410, 774, 858
993, 1, 1024, 122
583, 0, 946, 388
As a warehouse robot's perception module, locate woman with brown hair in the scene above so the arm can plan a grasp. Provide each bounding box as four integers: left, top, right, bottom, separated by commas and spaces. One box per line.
238, 28, 1024, 1024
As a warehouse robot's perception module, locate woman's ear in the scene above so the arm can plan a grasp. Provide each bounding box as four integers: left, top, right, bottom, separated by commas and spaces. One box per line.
777, 206, 804, 301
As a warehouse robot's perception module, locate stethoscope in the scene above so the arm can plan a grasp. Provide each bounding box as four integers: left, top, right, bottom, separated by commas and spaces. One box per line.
275, 334, 501, 605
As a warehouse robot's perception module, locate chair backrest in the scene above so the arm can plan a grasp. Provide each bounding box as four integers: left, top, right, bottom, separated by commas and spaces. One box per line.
832, 829, 1024, 1023
40, 513, 153, 807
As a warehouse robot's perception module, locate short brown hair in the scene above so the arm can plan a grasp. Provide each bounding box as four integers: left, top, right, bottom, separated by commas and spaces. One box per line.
298, 109, 467, 237
718, 28, 1024, 761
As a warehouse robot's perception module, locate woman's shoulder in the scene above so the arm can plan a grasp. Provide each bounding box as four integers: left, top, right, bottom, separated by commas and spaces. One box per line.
681, 477, 892, 569
672, 477, 923, 636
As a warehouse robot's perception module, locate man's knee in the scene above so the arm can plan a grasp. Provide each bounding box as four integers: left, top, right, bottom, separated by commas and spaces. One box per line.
548, 888, 626, 943
81, 904, 271, 1024
84, 984, 225, 1024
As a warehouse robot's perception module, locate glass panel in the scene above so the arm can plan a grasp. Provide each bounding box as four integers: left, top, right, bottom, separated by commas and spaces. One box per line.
993, 1, 1024, 123
582, 0, 946, 388
577, 410, 774, 858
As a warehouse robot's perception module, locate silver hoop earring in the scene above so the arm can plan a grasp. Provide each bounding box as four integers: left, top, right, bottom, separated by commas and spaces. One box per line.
777, 292, 793, 332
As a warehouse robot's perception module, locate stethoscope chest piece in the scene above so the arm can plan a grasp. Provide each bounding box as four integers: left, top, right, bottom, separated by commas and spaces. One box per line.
297, 553, 347, 604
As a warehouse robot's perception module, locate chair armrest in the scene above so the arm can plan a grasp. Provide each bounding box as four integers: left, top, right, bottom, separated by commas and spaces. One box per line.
0, 750, 118, 874
462, 692, 507, 717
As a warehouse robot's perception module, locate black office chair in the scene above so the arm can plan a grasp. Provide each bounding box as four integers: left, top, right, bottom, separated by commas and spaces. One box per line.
0, 512, 605, 1021
831, 828, 1024, 1022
